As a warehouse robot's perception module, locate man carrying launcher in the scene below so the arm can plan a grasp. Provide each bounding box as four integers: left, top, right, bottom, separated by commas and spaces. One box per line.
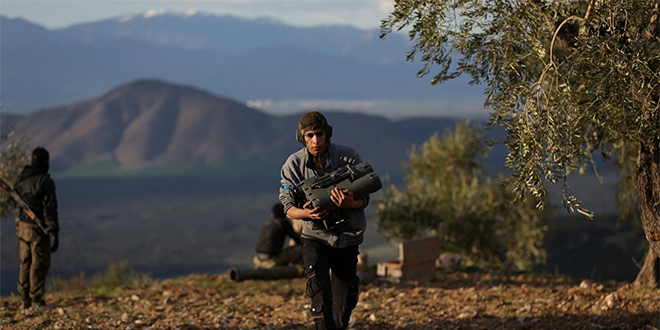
279, 111, 372, 330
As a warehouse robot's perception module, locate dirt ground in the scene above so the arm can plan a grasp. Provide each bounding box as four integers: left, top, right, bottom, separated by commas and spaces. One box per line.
1, 271, 658, 330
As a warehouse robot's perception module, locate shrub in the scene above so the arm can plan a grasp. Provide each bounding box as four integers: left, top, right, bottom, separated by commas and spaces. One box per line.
47, 260, 153, 294
90, 260, 152, 292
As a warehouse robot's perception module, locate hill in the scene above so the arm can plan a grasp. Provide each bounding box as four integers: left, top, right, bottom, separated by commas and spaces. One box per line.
2, 272, 657, 329
0, 79, 464, 177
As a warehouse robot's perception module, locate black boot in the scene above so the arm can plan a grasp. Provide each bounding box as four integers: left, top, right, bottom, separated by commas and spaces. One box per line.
33, 297, 46, 308
21, 298, 31, 310
314, 317, 327, 330
315, 317, 338, 330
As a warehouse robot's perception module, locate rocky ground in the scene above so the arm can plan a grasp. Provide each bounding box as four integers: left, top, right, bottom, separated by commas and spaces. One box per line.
1, 271, 658, 330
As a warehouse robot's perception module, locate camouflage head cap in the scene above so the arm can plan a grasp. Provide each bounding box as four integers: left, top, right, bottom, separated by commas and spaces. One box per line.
296, 111, 333, 143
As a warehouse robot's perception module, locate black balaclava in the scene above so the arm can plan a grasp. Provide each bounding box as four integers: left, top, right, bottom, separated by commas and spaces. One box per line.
31, 147, 50, 173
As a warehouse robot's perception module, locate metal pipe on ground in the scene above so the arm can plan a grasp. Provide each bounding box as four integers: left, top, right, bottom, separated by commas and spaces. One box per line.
229, 265, 303, 282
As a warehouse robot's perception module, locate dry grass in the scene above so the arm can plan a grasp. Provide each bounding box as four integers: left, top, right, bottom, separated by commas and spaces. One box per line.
1, 270, 658, 330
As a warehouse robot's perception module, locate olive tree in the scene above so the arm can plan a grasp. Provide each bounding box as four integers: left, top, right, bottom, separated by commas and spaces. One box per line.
380, 0, 660, 285
375, 122, 547, 271
0, 128, 31, 219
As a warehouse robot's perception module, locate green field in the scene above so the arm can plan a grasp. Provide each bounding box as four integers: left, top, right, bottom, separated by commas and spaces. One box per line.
53, 159, 284, 179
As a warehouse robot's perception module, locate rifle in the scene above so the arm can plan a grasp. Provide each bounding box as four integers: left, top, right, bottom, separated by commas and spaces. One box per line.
0, 178, 49, 234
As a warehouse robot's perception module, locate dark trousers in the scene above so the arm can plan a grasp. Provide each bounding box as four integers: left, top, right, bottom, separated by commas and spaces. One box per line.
302, 238, 359, 330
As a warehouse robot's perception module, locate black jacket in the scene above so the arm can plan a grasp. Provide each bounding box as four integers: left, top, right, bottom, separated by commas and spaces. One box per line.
255, 216, 301, 257
15, 165, 59, 233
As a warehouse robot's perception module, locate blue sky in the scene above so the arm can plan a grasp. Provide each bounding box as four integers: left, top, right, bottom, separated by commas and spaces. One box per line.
0, 0, 394, 30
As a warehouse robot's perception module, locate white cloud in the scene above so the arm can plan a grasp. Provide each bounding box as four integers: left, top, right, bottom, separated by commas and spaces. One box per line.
378, 0, 394, 13
143, 9, 167, 18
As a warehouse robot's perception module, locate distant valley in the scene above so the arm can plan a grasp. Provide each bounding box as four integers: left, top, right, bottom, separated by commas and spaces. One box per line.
0, 79, 466, 295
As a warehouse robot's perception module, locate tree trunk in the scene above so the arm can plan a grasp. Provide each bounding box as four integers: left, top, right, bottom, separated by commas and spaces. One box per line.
633, 246, 659, 288
633, 1, 660, 287
635, 107, 660, 286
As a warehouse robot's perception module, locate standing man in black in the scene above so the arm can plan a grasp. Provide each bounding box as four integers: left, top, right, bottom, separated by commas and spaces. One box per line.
279, 111, 370, 330
14, 147, 59, 309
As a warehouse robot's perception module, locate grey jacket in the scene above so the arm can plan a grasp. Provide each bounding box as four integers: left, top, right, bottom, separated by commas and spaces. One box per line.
279, 143, 369, 248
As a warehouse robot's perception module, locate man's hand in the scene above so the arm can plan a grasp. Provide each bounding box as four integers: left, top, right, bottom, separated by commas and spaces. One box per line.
286, 202, 329, 220
302, 201, 329, 220
50, 232, 59, 253
330, 188, 364, 209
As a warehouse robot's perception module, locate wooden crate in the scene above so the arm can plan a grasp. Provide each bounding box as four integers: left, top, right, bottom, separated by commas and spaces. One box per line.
376, 236, 440, 282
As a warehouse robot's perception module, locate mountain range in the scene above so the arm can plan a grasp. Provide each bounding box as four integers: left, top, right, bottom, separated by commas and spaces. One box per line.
1, 79, 470, 177
0, 12, 483, 117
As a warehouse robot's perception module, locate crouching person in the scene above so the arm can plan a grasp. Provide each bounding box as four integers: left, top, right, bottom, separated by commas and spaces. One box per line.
253, 203, 302, 268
